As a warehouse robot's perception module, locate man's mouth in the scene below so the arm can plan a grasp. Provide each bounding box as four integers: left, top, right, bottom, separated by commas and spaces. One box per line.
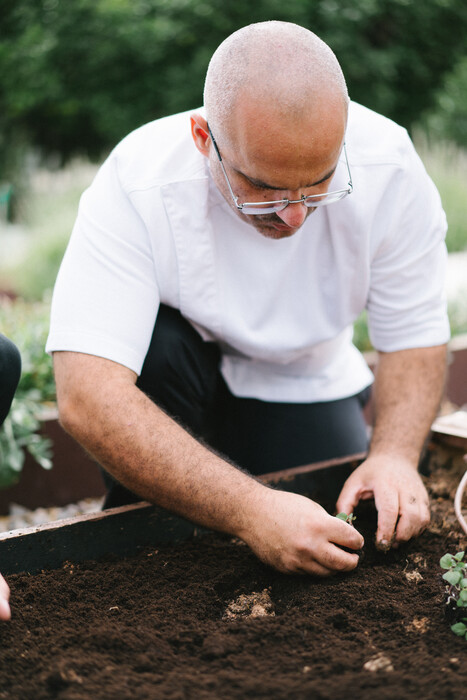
269, 221, 296, 231
255, 216, 294, 230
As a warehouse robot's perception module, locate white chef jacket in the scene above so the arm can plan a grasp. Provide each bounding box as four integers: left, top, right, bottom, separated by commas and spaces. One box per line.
46, 102, 450, 403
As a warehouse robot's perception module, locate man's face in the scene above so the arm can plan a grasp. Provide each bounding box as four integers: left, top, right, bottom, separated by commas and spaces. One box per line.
208, 150, 320, 240
209, 100, 347, 240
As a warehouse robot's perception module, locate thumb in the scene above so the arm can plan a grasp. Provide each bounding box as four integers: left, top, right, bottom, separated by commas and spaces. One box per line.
336, 476, 362, 516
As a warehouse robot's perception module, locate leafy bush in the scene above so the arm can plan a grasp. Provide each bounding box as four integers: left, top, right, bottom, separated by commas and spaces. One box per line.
0, 298, 54, 488
1, 0, 466, 184
440, 551, 467, 639
415, 136, 467, 254
422, 55, 467, 149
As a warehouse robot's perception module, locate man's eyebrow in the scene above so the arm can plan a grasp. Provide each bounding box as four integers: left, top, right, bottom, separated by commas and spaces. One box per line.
235, 166, 338, 191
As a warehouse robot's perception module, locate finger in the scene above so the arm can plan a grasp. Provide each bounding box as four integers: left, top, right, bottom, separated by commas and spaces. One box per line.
374, 489, 400, 548
330, 519, 365, 551
325, 544, 361, 572
336, 476, 362, 516
395, 494, 430, 543
0, 577, 11, 621
311, 533, 362, 572
0, 575, 9, 599
0, 598, 10, 621
300, 561, 336, 577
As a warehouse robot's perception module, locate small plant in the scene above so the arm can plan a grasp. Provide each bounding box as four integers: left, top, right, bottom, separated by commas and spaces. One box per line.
336, 512, 364, 561
440, 551, 467, 639
0, 298, 55, 487
336, 512, 356, 525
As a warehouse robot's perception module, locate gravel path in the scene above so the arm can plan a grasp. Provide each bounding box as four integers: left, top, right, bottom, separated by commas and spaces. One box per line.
0, 497, 104, 534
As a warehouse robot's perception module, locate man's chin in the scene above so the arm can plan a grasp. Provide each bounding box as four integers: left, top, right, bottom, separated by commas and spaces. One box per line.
251, 219, 301, 239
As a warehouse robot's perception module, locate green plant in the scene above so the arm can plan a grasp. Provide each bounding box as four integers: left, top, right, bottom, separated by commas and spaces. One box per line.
0, 298, 55, 488
415, 136, 467, 254
440, 551, 467, 639
336, 512, 356, 525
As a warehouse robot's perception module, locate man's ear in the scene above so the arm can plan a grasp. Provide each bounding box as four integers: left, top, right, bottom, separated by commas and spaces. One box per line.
190, 114, 210, 157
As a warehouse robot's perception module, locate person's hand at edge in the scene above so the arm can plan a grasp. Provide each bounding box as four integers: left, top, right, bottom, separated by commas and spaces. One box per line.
0, 574, 11, 621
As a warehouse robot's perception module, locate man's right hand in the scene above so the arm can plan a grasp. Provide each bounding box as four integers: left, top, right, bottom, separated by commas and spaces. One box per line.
53, 353, 364, 578
0, 574, 11, 621
240, 488, 364, 576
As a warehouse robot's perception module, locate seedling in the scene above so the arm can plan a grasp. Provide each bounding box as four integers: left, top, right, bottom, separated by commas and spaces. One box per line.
440, 551, 467, 639
336, 512, 356, 525
336, 512, 364, 561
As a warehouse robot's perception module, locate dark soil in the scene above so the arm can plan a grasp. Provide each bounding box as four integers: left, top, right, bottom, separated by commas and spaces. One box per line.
1, 461, 466, 699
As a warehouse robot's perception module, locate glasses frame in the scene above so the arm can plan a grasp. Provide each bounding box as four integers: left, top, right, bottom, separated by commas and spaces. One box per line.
208, 125, 353, 215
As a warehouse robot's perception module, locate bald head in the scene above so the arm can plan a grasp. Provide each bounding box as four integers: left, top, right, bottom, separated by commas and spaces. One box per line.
204, 21, 349, 145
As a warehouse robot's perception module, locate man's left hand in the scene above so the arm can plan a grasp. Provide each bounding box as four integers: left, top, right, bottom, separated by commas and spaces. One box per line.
336, 455, 430, 550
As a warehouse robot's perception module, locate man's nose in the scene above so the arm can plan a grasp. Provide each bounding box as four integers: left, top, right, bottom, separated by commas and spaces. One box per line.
276, 200, 308, 228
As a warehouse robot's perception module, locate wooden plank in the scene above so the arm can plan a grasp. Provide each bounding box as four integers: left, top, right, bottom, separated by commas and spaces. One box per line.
0, 502, 200, 575
0, 444, 462, 576
0, 453, 367, 575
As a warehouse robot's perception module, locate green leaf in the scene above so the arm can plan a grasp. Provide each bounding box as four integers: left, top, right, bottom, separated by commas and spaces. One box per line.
440, 554, 456, 569
336, 513, 349, 521
443, 570, 463, 586
459, 589, 467, 602
454, 551, 465, 562
461, 578, 467, 589
450, 622, 467, 637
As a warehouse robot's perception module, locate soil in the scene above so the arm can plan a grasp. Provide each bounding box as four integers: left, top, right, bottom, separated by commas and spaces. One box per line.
0, 460, 466, 699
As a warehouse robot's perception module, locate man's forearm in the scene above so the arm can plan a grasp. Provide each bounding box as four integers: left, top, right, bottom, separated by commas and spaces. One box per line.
54, 352, 264, 538
369, 344, 447, 464
53, 351, 365, 575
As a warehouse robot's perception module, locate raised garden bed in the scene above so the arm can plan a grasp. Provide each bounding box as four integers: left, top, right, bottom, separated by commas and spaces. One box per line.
0, 441, 466, 699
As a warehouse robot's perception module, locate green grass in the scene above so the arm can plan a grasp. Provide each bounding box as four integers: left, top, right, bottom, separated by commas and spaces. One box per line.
415, 135, 467, 254
0, 159, 98, 300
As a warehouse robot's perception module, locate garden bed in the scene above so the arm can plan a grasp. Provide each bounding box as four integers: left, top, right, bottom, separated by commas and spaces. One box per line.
0, 444, 466, 699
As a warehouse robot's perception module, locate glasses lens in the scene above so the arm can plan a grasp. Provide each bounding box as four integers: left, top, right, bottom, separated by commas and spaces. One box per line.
240, 202, 288, 215
239, 189, 351, 215
303, 190, 349, 208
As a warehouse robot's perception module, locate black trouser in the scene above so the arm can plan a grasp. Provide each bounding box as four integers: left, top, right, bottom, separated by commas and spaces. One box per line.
0, 333, 21, 427
102, 305, 370, 508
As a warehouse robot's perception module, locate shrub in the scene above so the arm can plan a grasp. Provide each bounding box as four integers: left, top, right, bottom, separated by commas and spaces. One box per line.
0, 298, 54, 488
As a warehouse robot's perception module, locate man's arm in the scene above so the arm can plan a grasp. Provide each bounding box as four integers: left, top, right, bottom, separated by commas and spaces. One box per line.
337, 344, 447, 548
54, 351, 364, 576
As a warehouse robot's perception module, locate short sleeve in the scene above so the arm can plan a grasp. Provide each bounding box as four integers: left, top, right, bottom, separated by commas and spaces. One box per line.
367, 140, 450, 352
46, 153, 160, 374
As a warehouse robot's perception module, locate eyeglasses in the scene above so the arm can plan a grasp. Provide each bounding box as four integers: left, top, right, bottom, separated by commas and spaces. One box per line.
208, 125, 353, 215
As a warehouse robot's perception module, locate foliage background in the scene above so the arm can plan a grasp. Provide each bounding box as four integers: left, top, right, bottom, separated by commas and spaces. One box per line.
1, 0, 467, 185
0, 0, 467, 481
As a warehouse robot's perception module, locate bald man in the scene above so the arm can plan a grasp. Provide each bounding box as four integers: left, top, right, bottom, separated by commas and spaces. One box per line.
47, 22, 448, 576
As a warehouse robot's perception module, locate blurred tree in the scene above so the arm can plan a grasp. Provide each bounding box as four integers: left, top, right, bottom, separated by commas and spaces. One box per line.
0, 0, 466, 180
422, 55, 467, 146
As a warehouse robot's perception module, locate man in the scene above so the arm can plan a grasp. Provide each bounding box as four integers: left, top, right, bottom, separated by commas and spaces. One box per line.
0, 332, 21, 620
46, 21, 449, 577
